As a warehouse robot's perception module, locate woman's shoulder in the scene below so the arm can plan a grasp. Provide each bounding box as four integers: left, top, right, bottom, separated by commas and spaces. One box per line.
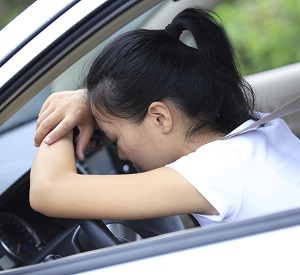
168, 115, 300, 172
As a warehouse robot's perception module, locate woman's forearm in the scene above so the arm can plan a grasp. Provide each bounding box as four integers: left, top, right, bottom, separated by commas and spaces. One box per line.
30, 131, 77, 214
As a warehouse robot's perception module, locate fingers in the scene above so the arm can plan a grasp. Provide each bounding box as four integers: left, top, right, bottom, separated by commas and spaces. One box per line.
35, 94, 63, 145
36, 92, 61, 125
34, 89, 92, 152
35, 111, 75, 146
75, 125, 95, 161
35, 112, 57, 146
35, 92, 78, 146
38, 95, 51, 117
35, 119, 74, 147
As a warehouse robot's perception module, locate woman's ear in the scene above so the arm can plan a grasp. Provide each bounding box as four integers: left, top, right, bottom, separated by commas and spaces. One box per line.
147, 102, 173, 134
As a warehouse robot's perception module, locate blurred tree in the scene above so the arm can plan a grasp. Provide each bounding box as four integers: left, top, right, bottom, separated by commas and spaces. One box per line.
216, 0, 300, 75
1, 0, 299, 76
0, 0, 35, 29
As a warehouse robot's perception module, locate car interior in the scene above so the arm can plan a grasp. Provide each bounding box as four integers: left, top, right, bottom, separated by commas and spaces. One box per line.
0, 0, 299, 272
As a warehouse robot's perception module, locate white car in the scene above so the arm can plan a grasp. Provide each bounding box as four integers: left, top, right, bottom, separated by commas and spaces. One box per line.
0, 0, 299, 274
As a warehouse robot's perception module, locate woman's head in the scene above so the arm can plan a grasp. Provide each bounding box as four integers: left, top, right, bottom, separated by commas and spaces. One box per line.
85, 8, 257, 139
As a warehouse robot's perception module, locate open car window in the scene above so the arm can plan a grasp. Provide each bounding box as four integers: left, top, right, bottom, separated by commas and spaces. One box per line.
0, 1, 299, 273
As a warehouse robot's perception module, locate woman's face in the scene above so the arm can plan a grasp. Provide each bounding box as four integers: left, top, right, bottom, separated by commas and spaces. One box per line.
93, 112, 180, 172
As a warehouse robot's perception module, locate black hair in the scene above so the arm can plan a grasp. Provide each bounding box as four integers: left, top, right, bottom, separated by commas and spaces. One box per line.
85, 8, 258, 136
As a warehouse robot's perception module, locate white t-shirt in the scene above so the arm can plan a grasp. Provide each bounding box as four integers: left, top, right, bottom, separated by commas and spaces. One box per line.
167, 117, 300, 226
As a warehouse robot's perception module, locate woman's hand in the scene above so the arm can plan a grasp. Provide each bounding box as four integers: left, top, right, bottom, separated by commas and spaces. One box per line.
34, 89, 95, 161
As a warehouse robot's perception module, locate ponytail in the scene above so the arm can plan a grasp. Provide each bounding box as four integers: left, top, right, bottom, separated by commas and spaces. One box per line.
86, 8, 257, 135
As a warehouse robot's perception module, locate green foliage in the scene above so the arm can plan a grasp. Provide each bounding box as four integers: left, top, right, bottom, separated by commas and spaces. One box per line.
1, 0, 299, 76
215, 0, 300, 75
0, 0, 35, 30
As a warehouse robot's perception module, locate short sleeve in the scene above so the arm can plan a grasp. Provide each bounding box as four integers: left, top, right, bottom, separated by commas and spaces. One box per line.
166, 141, 243, 225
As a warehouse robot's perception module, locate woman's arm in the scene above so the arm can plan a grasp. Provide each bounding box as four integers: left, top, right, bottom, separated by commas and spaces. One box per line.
30, 132, 217, 220
30, 131, 78, 215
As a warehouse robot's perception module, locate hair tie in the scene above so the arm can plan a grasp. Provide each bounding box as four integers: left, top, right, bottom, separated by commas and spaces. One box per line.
165, 24, 182, 39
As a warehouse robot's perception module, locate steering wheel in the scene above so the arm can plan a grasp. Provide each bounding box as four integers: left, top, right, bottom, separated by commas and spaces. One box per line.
78, 219, 120, 248
78, 215, 189, 250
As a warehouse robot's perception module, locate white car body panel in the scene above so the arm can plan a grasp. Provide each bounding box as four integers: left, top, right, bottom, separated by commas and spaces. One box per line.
0, 0, 107, 87
0, 0, 77, 63
81, 225, 300, 275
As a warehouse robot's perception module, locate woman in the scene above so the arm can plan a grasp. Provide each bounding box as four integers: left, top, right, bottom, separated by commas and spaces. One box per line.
31, 8, 300, 226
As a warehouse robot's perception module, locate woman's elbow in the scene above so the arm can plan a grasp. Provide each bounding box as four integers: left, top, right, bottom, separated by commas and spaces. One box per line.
29, 184, 48, 215
29, 175, 55, 216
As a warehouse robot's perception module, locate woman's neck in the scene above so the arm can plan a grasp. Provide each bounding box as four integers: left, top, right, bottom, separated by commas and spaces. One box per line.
183, 129, 224, 155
